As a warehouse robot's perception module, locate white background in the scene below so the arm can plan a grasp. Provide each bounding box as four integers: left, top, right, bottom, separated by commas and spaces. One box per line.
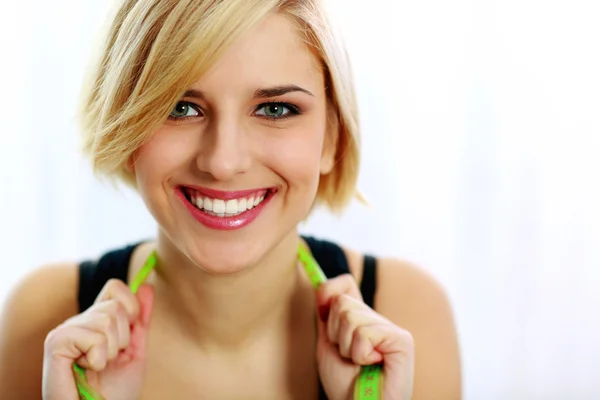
1, 0, 599, 398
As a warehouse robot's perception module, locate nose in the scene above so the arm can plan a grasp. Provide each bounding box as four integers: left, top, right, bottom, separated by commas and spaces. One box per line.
195, 116, 252, 181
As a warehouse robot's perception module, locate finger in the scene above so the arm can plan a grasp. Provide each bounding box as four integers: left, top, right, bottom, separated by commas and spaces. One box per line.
350, 324, 413, 366
94, 312, 119, 361
136, 284, 155, 328
81, 300, 131, 356
350, 324, 385, 365
316, 274, 362, 321
315, 313, 329, 362
95, 278, 140, 322
326, 294, 365, 345
122, 284, 155, 361
43, 327, 107, 399
45, 326, 109, 372
115, 305, 132, 350
77, 335, 109, 371
336, 309, 376, 359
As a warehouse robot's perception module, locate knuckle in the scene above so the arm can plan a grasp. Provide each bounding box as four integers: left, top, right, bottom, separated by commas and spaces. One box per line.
338, 313, 353, 334
103, 298, 120, 313
43, 327, 62, 351
338, 307, 354, 325
96, 313, 115, 332
342, 274, 359, 288
399, 329, 415, 347
115, 303, 129, 322
100, 331, 109, 345
106, 278, 126, 290
338, 293, 355, 306
96, 279, 127, 300
108, 299, 127, 317
330, 273, 354, 289
117, 293, 139, 316
354, 324, 370, 340
336, 294, 361, 313
94, 331, 109, 349
349, 309, 366, 326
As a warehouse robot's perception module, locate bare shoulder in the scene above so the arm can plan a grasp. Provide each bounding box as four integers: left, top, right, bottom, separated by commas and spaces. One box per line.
0, 262, 80, 397
342, 247, 462, 400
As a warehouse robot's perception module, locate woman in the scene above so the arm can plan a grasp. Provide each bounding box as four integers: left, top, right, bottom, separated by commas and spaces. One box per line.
0, 0, 461, 398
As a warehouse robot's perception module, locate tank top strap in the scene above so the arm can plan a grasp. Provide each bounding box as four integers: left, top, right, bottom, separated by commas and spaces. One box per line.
77, 242, 141, 312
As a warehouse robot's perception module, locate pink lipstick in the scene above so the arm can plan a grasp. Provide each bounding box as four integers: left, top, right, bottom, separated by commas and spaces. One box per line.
175, 186, 276, 230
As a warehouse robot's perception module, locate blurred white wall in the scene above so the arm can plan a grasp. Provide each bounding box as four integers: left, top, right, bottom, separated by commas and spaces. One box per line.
1, 0, 599, 398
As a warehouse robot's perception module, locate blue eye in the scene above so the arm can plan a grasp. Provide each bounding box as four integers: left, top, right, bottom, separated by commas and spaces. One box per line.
255, 102, 299, 120
169, 102, 200, 118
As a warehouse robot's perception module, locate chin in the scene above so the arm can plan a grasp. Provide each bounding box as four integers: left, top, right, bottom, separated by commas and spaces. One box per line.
181, 236, 278, 275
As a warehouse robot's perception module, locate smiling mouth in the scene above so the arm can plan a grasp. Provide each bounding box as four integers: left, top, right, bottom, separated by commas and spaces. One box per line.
181, 187, 276, 217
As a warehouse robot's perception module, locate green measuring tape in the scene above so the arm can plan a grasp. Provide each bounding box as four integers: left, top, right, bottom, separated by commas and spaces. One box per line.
74, 244, 383, 399
73, 252, 157, 400
297, 243, 384, 400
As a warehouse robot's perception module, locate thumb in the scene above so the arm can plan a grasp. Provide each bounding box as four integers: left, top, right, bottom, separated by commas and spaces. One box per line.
316, 312, 335, 361
135, 284, 154, 328
125, 284, 154, 360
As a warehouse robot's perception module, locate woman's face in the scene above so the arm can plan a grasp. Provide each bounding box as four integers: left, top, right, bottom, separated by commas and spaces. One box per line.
132, 13, 335, 272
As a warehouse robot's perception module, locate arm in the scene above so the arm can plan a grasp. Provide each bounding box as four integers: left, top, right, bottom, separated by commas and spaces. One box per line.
0, 263, 79, 398
374, 257, 462, 399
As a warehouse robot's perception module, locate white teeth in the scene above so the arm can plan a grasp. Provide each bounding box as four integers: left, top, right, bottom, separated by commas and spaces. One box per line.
189, 191, 269, 217
225, 200, 238, 214
213, 199, 226, 214
204, 197, 213, 212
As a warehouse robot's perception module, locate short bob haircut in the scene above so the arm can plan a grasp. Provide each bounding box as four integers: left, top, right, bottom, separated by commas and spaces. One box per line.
78, 0, 361, 214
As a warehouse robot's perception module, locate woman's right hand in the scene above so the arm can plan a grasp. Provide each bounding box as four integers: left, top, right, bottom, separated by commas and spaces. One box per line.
42, 279, 155, 400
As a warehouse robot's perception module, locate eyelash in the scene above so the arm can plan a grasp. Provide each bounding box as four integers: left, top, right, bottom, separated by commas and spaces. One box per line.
166, 101, 302, 123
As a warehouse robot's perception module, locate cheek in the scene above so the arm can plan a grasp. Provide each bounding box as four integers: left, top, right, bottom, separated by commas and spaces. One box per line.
132, 129, 198, 224
134, 129, 196, 187
261, 123, 326, 194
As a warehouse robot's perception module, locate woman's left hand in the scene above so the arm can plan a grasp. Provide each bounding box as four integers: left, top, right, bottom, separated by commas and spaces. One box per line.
315, 274, 415, 400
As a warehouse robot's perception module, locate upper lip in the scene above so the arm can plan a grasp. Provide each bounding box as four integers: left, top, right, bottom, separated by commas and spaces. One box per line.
180, 185, 275, 200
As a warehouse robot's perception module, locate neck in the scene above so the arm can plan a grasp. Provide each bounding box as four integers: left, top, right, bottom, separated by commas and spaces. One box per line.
150, 231, 310, 352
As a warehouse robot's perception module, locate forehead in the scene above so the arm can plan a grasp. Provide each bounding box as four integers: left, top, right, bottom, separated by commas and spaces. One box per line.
191, 13, 324, 94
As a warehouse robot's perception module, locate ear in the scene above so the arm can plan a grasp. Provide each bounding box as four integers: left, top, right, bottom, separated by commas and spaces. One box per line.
125, 151, 136, 173
320, 108, 339, 175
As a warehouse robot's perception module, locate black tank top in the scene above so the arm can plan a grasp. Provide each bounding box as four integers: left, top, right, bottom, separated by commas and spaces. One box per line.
77, 235, 378, 400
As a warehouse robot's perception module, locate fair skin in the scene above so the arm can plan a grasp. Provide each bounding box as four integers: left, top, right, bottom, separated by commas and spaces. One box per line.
0, 13, 461, 400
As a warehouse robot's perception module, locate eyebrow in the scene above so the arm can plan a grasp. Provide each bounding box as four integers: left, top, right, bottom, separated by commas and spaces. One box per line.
181, 84, 314, 100
254, 85, 314, 98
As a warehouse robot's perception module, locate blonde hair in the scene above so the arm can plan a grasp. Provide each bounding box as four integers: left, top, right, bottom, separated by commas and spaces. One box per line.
79, 0, 361, 213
